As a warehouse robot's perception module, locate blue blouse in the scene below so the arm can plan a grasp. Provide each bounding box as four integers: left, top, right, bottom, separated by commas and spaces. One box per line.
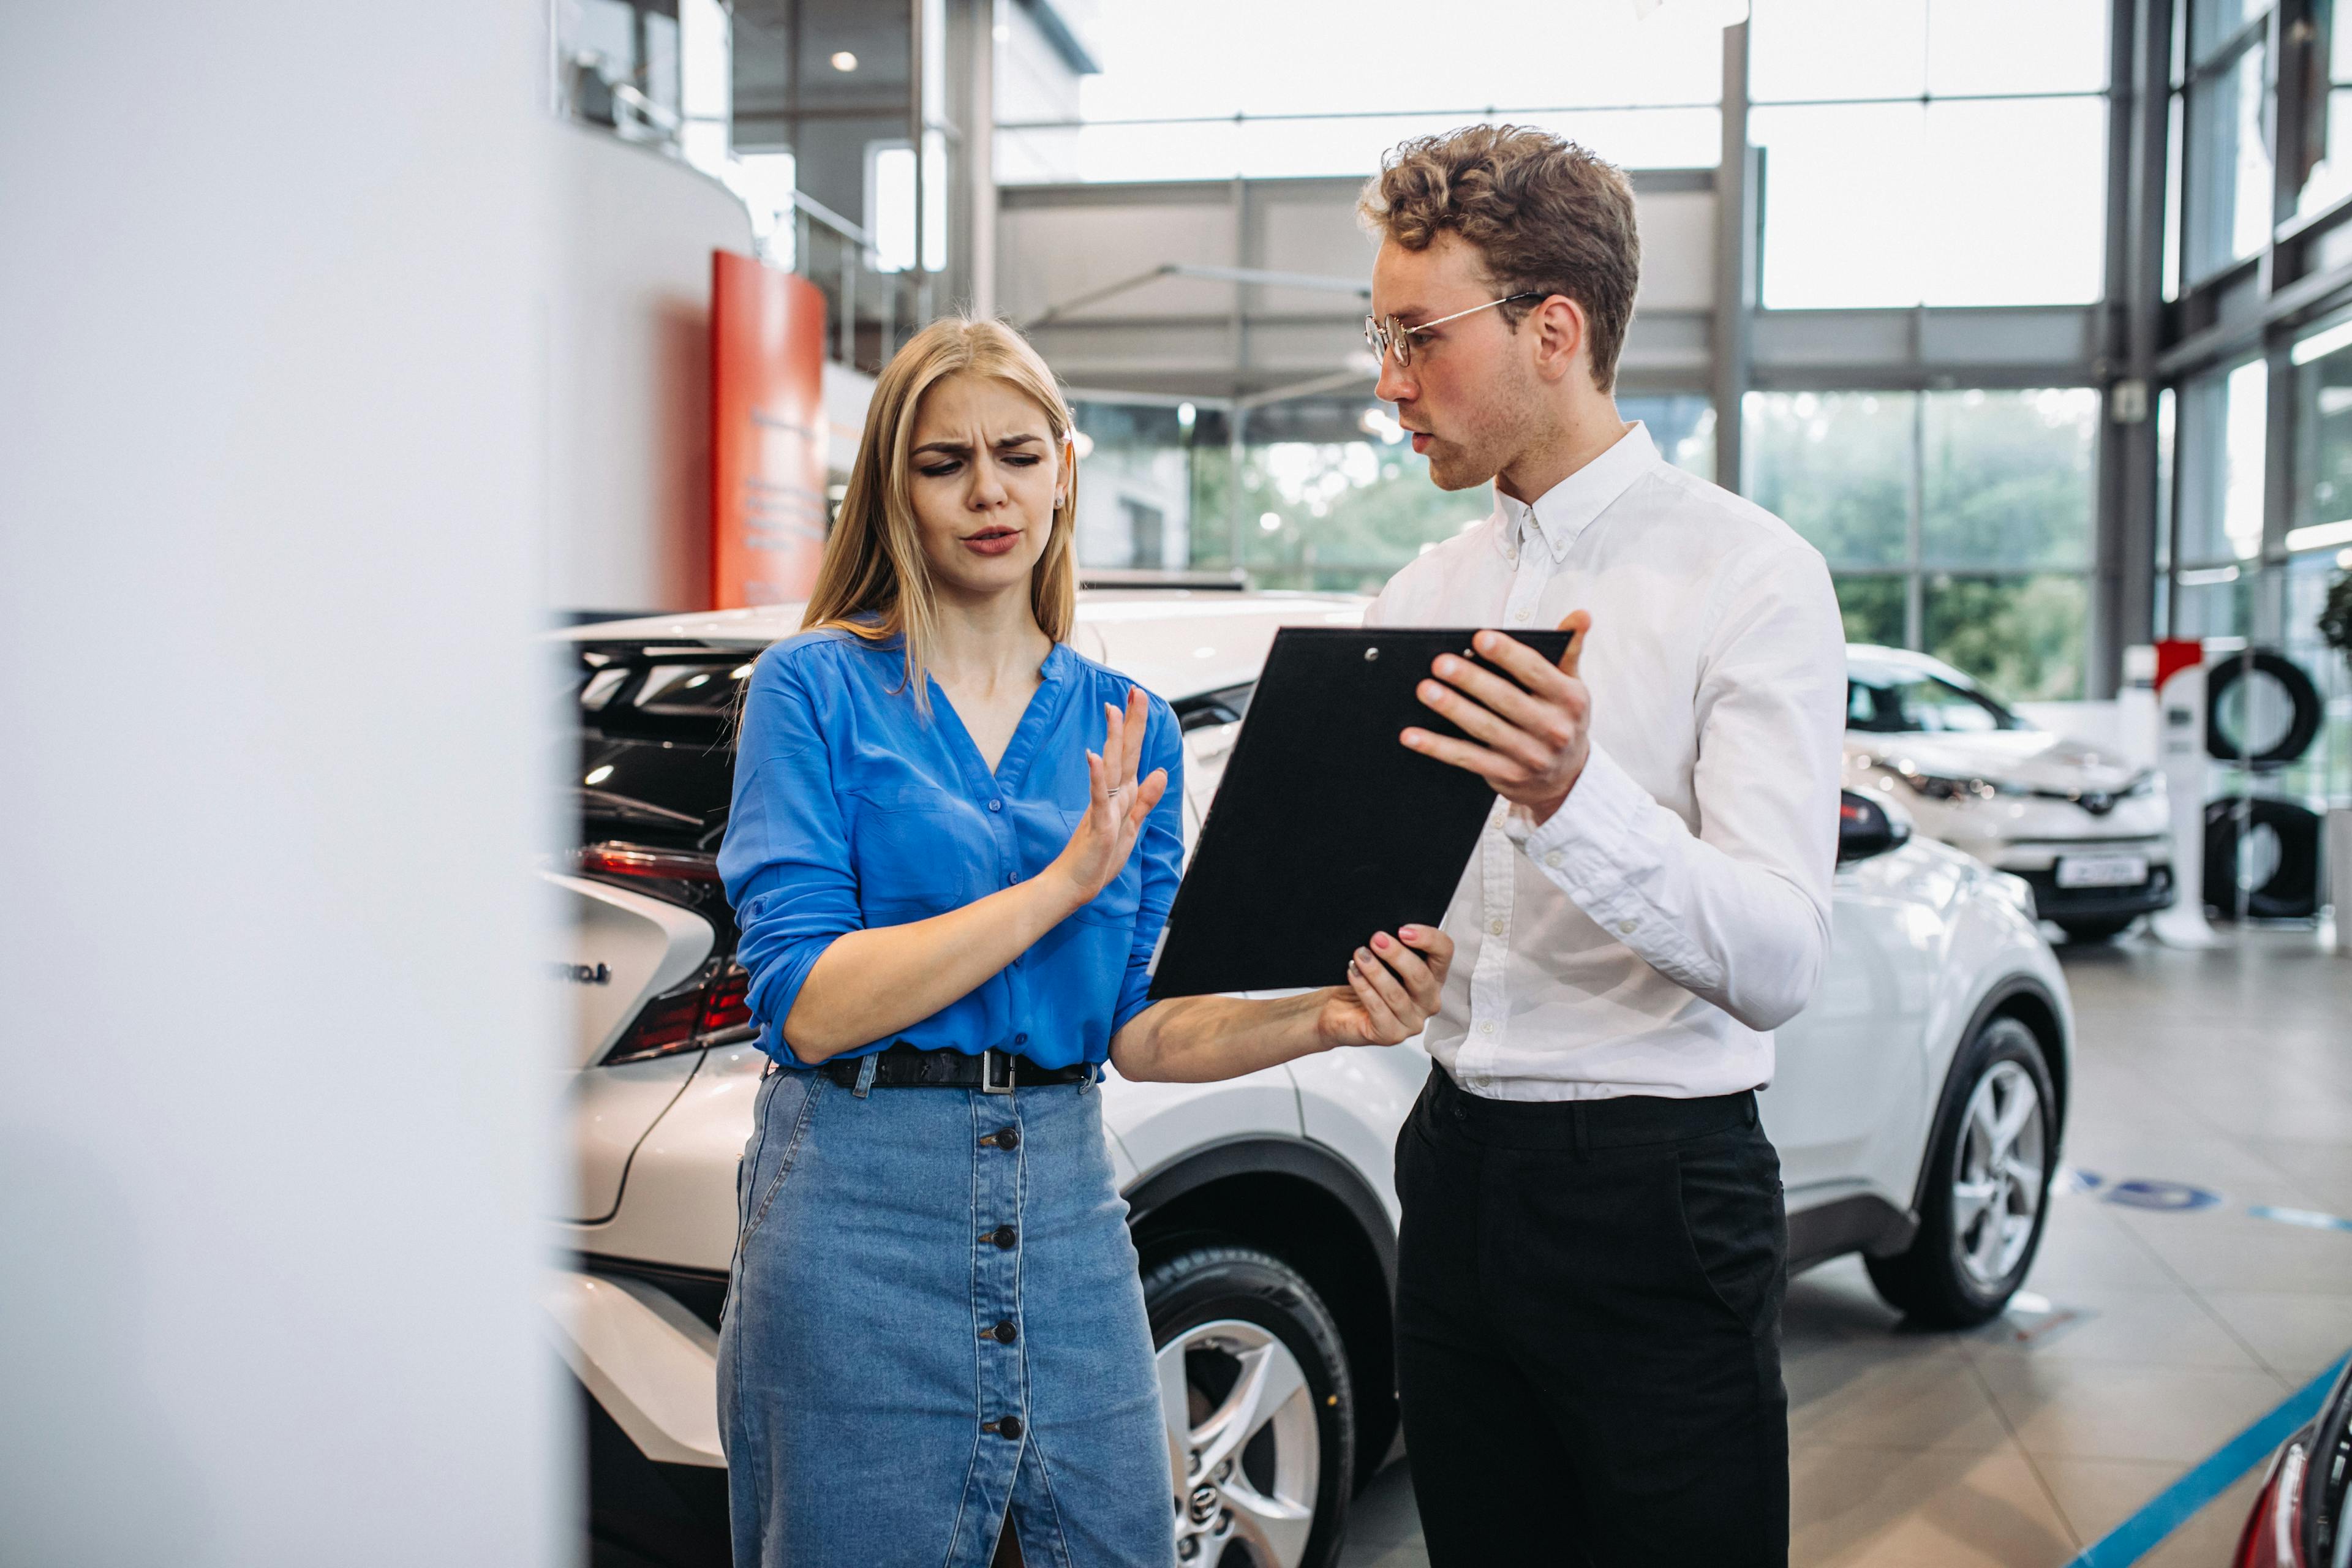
717, 628, 1185, 1070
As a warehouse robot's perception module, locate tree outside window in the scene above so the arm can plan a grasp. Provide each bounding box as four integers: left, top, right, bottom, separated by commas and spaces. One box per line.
1746, 388, 2098, 699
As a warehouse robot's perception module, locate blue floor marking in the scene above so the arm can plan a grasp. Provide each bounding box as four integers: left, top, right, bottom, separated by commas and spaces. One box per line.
2064, 1351, 2350, 1568
2250, 1204, 2352, 1234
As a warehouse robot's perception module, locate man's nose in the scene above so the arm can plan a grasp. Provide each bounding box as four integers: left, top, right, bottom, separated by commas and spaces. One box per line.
1373, 349, 1413, 406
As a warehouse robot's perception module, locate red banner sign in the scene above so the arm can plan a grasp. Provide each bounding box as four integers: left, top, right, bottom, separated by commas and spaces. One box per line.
710, 251, 827, 609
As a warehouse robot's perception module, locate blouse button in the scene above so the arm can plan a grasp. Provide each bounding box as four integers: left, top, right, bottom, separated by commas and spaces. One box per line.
1005, 872, 1017, 886
988, 799, 1002, 812
991, 1224, 1017, 1250
988, 1319, 1019, 1344
1014, 1032, 1028, 1047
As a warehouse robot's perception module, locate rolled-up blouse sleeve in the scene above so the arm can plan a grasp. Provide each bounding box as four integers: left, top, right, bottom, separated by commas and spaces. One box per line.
717, 650, 861, 1062
1110, 701, 1185, 1038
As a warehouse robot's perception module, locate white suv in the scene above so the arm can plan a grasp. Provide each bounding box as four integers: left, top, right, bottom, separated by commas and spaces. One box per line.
546, 592, 2074, 1568
1843, 644, 2173, 943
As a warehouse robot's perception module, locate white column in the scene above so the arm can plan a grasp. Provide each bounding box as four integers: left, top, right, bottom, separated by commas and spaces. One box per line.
0, 5, 563, 1565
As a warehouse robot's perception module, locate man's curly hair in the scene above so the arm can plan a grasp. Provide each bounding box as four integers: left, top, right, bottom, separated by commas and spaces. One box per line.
1360, 125, 1640, 394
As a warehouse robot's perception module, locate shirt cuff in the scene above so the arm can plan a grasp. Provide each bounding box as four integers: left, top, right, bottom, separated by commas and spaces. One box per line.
1512, 740, 1651, 892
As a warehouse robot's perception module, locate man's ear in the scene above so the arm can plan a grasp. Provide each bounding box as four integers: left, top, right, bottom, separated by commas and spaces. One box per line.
1529, 295, 1589, 386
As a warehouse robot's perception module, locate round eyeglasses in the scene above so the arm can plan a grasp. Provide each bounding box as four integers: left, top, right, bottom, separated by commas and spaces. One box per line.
1363, 292, 1545, 368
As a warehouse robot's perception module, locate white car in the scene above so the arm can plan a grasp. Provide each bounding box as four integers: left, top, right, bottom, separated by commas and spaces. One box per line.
546, 593, 2075, 1568
1844, 644, 2173, 943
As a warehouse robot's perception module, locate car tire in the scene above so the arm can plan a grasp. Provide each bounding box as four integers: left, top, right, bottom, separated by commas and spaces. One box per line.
1866, 1016, 2057, 1329
2055, 914, 2138, 943
1142, 1243, 1354, 1568
2203, 796, 2326, 920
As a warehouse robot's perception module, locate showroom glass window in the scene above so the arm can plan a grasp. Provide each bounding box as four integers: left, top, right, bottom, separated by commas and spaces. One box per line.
1009, 2, 1724, 586
1745, 389, 2100, 699
2171, 358, 2268, 638
1738, 1, 2109, 703
1072, 396, 1716, 592
994, 0, 1720, 184
2280, 318, 2352, 803
2181, 0, 2277, 281
1747, 0, 2109, 309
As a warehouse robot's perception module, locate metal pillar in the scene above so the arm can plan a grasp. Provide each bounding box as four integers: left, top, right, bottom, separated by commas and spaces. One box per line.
1228, 405, 1247, 573
2094, 0, 2171, 697
1711, 21, 1754, 495
963, 0, 997, 317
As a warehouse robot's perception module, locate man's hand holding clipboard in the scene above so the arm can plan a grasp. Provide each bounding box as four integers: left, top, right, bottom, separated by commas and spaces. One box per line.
1401, 609, 1593, 827
1144, 620, 1583, 1001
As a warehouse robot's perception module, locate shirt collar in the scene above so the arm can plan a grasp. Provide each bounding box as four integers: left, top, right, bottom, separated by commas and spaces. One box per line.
1491, 421, 1659, 563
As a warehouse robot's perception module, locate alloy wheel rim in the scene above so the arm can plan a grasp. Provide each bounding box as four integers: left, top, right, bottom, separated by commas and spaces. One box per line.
1155, 1318, 1321, 1567
1950, 1058, 2046, 1289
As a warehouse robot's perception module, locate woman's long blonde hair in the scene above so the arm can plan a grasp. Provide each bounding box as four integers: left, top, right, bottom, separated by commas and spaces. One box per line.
801, 317, 1079, 712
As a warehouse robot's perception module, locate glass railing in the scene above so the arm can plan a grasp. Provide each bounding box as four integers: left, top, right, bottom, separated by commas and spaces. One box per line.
776, 197, 933, 375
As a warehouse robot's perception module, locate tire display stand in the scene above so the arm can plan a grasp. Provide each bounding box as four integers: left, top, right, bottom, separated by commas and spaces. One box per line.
2196, 642, 2327, 928
2143, 640, 2329, 946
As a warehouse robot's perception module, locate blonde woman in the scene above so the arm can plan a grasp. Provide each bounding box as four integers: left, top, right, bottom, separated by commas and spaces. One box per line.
713, 317, 1452, 1568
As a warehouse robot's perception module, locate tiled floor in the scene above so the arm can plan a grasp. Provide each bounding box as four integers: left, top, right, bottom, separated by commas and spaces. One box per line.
1336, 929, 2352, 1568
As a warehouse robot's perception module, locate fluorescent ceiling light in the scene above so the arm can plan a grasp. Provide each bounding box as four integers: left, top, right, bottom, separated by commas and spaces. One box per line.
2176, 565, 2241, 586
2285, 518, 2352, 552
2292, 318, 2352, 364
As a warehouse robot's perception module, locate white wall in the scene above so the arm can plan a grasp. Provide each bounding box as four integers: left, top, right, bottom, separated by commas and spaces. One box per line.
547, 126, 756, 613
0, 6, 562, 1565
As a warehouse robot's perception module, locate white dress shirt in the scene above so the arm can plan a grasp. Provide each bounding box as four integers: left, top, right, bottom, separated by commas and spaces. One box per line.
1365, 423, 1846, 1101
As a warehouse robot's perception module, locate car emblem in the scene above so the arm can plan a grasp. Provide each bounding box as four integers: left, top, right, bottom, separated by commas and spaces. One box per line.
552, 961, 612, 984
2079, 793, 2113, 815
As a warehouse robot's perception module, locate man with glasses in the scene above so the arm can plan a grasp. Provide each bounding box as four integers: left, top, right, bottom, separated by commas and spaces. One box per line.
1359, 124, 1844, 1566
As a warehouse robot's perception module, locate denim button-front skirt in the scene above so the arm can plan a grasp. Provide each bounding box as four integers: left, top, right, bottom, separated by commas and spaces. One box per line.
718, 1066, 1177, 1567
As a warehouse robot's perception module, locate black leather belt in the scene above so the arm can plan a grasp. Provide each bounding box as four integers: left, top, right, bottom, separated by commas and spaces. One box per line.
816, 1042, 1091, 1094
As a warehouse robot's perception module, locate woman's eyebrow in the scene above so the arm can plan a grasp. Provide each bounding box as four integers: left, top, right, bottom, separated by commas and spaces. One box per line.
910, 432, 1044, 456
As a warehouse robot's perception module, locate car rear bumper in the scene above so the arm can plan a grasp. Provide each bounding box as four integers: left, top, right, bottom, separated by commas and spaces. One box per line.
543, 1268, 725, 1468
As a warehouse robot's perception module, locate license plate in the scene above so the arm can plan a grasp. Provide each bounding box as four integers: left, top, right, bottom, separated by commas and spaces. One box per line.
2056, 853, 2149, 889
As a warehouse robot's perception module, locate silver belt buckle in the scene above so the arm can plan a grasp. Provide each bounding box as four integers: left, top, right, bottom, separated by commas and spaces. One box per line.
981, 1047, 1014, 1095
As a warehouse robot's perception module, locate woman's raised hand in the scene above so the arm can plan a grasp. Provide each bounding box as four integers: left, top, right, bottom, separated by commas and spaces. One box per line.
1316, 925, 1454, 1049
1047, 685, 1169, 910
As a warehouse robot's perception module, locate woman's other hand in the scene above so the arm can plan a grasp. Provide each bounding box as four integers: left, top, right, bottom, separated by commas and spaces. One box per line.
1047, 685, 1168, 911
1317, 925, 1453, 1049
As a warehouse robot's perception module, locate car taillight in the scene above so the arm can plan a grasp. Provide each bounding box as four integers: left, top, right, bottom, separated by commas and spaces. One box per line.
605, 958, 756, 1064
578, 842, 721, 882
2238, 1443, 2310, 1568
698, 962, 751, 1034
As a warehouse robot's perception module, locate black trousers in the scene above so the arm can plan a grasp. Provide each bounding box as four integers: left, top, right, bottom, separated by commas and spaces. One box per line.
1394, 1064, 1790, 1567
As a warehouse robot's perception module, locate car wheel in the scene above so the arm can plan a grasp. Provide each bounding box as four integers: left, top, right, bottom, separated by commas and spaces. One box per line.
2056, 914, 2137, 943
1866, 1016, 2057, 1329
1142, 1244, 1354, 1568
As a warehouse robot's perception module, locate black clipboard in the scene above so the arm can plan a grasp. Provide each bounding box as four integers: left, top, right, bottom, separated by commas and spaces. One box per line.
1146, 625, 1575, 999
